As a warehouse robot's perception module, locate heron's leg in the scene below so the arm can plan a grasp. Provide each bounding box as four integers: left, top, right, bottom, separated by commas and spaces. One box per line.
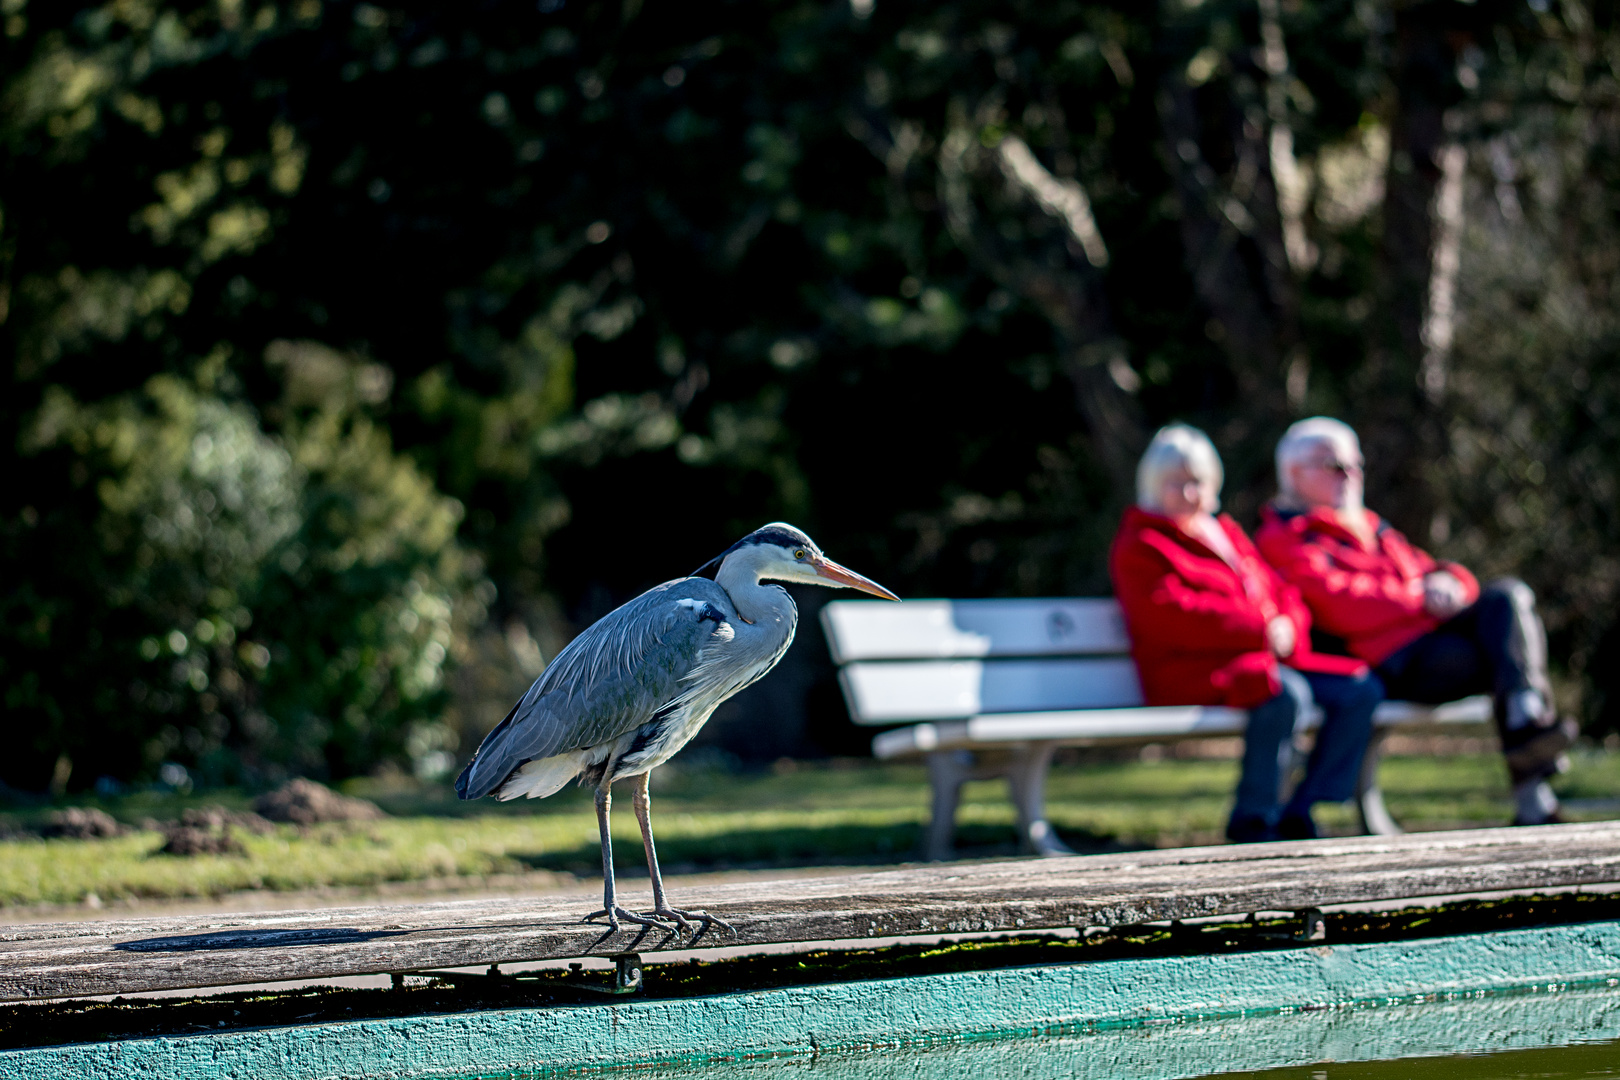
583, 782, 676, 933
596, 785, 617, 913
631, 772, 733, 936
630, 774, 677, 921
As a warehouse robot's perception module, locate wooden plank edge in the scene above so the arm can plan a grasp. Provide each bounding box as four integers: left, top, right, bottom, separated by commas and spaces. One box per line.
4, 821, 1617, 943
5, 820, 1617, 942
4, 836, 1620, 1001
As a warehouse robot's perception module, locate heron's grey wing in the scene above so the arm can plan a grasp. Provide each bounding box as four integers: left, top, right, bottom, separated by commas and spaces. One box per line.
456, 577, 733, 799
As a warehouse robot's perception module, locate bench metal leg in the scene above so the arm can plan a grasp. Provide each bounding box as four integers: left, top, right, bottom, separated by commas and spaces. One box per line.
925, 750, 973, 862
1007, 742, 1075, 857
1356, 727, 1402, 836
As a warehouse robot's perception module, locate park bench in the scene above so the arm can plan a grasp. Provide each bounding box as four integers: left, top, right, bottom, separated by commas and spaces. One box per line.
821, 597, 1492, 861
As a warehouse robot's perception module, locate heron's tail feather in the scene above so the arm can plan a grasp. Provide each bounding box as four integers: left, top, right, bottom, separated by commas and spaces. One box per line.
455, 698, 526, 800
493, 752, 583, 801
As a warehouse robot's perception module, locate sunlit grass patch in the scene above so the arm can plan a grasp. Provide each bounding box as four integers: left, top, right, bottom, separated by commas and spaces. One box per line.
0, 749, 1615, 910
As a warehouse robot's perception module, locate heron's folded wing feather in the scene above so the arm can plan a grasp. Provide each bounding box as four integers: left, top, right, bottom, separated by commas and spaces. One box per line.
462, 578, 732, 789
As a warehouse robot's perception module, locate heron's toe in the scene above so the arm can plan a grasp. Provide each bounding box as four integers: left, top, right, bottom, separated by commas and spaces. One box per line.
652, 906, 735, 937
581, 907, 619, 933
644, 906, 694, 932
585, 906, 680, 934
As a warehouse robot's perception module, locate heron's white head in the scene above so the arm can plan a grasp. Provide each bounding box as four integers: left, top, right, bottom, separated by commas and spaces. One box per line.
693, 523, 901, 600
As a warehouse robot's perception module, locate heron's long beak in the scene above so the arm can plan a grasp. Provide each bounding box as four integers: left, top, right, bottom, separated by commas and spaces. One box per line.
811, 556, 901, 601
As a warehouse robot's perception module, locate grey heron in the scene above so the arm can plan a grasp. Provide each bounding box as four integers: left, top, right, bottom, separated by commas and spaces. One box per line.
455, 523, 900, 935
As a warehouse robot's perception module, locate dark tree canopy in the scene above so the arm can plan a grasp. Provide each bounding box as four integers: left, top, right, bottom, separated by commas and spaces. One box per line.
4, 0, 1620, 791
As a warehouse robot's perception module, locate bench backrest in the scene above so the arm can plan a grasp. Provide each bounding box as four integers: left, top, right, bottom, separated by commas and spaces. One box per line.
821, 598, 1146, 725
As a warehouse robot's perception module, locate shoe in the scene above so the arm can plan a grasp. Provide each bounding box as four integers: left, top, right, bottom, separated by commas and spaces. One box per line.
1226, 815, 1277, 844
1503, 716, 1577, 781
1511, 776, 1564, 826
1505, 689, 1550, 729
1278, 813, 1318, 841
1511, 811, 1568, 827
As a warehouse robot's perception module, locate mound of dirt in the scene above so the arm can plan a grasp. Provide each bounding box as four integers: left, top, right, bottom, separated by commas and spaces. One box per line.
41, 807, 125, 839
252, 779, 384, 825
156, 822, 246, 857
151, 807, 273, 857
177, 806, 276, 835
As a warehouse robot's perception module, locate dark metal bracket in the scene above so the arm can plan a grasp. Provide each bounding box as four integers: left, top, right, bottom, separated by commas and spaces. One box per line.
1295, 907, 1327, 942
1246, 907, 1328, 943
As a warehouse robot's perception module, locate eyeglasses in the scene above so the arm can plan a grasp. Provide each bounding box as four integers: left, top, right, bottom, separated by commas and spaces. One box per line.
1303, 458, 1360, 476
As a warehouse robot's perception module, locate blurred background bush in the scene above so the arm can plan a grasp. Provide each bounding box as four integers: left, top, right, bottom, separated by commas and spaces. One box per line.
4, 0, 1620, 794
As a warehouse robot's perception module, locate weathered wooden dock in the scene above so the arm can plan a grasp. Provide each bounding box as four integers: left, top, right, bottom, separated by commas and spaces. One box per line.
6, 821, 1620, 1003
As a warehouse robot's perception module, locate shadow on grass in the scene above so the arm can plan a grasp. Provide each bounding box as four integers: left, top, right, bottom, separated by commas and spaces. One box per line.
509, 821, 1139, 875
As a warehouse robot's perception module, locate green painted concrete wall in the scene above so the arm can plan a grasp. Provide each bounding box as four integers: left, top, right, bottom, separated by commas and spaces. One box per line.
626, 987, 1620, 1080
10, 921, 1620, 1080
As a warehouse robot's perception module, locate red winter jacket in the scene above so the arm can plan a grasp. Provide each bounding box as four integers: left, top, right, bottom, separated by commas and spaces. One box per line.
1253, 504, 1479, 666
1109, 507, 1367, 709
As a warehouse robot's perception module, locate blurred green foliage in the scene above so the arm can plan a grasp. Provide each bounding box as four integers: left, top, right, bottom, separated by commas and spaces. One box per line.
3, 0, 1620, 791
11, 352, 479, 786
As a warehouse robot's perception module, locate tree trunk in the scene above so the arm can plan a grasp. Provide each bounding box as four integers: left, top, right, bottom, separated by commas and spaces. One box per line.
1365, 0, 1465, 539
937, 123, 1145, 496
1158, 72, 1298, 443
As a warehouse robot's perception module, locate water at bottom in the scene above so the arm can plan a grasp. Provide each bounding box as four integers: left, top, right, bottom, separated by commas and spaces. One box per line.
1208, 1039, 1620, 1079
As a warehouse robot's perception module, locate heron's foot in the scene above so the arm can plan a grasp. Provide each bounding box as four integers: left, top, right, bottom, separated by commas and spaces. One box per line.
582, 906, 678, 934
648, 906, 735, 937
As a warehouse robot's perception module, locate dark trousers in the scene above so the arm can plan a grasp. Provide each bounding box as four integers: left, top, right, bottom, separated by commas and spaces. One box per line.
1374, 578, 1550, 732
1234, 667, 1383, 826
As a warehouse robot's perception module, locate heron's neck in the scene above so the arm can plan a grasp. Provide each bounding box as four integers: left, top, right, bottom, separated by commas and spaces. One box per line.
715, 550, 793, 627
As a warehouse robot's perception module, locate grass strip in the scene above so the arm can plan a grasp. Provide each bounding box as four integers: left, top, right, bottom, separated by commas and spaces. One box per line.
0, 752, 1615, 910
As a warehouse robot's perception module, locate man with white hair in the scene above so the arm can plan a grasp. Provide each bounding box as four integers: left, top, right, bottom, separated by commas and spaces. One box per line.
1255, 417, 1575, 826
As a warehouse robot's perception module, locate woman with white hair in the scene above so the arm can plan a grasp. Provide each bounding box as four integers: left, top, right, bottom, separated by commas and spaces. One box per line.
1255, 417, 1574, 826
1110, 424, 1383, 843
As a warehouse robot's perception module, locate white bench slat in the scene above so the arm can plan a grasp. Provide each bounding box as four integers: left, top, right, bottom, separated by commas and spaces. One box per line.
872, 707, 1246, 758
871, 695, 1494, 759
821, 598, 1130, 663
839, 658, 1144, 723
1370, 696, 1493, 725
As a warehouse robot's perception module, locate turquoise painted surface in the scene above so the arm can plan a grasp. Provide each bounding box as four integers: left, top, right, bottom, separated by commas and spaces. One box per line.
606, 989, 1620, 1080
9, 920, 1620, 1080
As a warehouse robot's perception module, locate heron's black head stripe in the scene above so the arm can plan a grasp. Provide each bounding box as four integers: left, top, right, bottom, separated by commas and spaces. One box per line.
745, 524, 815, 550
690, 523, 818, 578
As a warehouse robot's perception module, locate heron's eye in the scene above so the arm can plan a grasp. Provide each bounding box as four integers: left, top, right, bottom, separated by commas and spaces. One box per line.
794, 549, 806, 560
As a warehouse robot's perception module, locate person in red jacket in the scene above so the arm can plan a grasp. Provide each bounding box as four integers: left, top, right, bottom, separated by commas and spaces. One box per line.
1255, 417, 1574, 826
1110, 425, 1382, 843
